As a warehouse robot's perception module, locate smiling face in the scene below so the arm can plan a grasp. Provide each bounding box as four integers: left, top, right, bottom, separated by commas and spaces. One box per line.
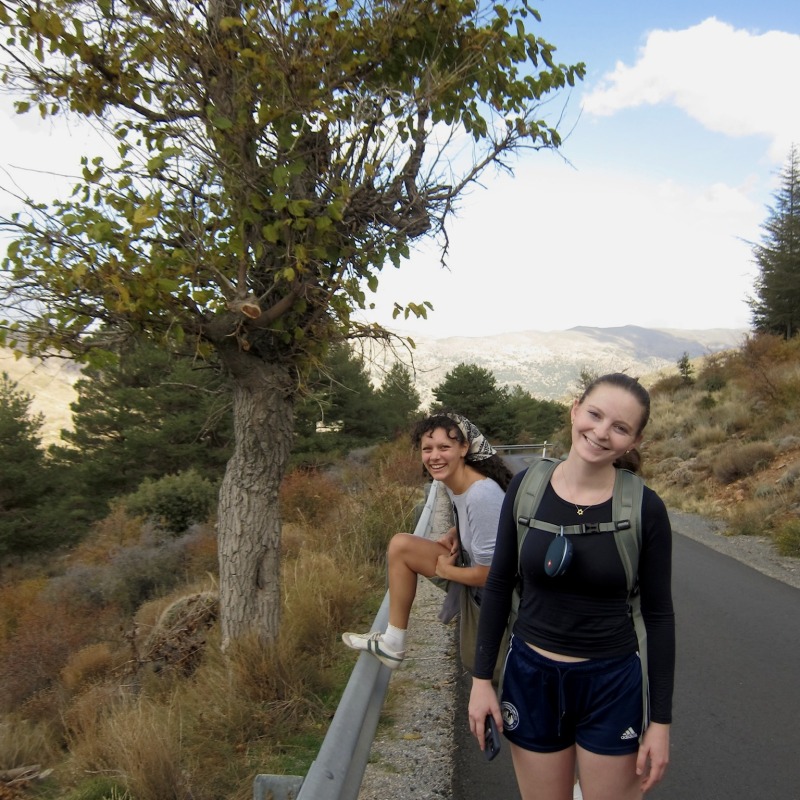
570, 384, 645, 467
419, 426, 469, 487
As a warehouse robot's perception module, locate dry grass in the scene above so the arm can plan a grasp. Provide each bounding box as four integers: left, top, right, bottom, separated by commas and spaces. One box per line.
66, 694, 188, 800
0, 443, 412, 799
0, 715, 61, 771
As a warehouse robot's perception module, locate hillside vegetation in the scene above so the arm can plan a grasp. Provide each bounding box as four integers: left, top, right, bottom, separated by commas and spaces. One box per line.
642, 333, 800, 557
1, 332, 799, 799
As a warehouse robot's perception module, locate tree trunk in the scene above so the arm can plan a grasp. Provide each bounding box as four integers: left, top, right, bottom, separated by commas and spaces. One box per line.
216, 350, 294, 649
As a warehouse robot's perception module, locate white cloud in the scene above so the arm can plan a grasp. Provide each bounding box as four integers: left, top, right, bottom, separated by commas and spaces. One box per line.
366, 159, 762, 338
0, 95, 115, 218
582, 18, 800, 162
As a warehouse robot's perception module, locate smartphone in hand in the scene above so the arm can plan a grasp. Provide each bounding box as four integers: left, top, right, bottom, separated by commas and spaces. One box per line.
484, 715, 501, 761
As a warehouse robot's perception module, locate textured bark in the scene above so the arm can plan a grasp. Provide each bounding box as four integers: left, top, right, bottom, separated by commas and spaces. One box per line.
216, 350, 294, 648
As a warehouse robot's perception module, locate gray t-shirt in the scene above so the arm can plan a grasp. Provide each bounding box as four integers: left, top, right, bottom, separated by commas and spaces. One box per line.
446, 478, 505, 567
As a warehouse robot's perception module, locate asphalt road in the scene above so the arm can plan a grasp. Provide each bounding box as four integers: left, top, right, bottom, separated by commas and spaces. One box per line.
451, 520, 800, 799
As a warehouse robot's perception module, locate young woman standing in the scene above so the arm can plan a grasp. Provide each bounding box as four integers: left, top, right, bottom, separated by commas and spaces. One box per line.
469, 374, 674, 799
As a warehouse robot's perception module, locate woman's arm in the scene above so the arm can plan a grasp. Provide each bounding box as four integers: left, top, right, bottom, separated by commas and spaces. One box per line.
435, 558, 490, 587
639, 489, 676, 725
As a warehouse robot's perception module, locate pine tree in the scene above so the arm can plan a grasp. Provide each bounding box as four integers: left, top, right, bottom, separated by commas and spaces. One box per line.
50, 340, 233, 525
0, 373, 52, 554
376, 363, 421, 438
431, 363, 512, 441
749, 146, 800, 339
316, 345, 383, 442
506, 385, 567, 443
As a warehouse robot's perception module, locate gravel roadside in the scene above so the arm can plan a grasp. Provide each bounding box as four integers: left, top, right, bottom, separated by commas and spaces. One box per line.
357, 576, 459, 800
357, 511, 800, 800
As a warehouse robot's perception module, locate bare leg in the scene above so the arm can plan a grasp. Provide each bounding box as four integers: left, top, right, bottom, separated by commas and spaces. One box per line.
510, 742, 576, 800
386, 533, 449, 629
576, 747, 641, 800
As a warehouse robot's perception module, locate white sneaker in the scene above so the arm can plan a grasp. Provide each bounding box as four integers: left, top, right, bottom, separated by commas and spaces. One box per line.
341, 630, 406, 670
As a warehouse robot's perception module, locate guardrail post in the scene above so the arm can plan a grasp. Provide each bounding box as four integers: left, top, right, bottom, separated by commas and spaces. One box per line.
252, 774, 304, 800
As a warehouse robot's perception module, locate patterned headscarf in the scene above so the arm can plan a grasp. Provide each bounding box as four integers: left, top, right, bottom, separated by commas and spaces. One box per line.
444, 412, 496, 462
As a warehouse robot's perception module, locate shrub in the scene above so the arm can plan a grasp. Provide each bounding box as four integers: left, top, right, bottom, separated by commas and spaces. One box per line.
696, 350, 735, 392
61, 643, 116, 695
182, 524, 218, 576
712, 441, 777, 484
0, 594, 104, 714
67, 696, 187, 800
724, 411, 754, 436
775, 519, 800, 557
123, 469, 218, 534
0, 578, 47, 643
47, 539, 189, 616
71, 503, 145, 565
688, 425, 728, 450
0, 714, 60, 770
372, 438, 426, 487
726, 499, 777, 537
776, 435, 800, 454
777, 462, 800, 488
279, 467, 343, 525
649, 374, 686, 397
102, 539, 188, 613
697, 394, 716, 411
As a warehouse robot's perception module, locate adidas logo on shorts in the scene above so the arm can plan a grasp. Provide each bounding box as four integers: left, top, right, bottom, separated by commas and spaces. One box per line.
620, 727, 638, 741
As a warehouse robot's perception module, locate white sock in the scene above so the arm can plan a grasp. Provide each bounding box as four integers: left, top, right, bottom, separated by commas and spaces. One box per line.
382, 624, 407, 652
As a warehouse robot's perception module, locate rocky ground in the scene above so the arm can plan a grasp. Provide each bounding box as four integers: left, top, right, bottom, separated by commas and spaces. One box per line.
357, 511, 800, 800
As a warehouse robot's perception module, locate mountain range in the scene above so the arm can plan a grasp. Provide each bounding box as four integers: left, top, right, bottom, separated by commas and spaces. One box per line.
371, 325, 748, 404
2, 325, 747, 443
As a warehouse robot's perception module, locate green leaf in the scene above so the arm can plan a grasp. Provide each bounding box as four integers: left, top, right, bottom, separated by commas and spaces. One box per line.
219, 16, 243, 31
262, 223, 281, 243
133, 203, 159, 225
211, 115, 233, 131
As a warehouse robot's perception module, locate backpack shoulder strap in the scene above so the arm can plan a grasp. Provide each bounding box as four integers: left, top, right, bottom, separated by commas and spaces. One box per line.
512, 458, 561, 560
611, 468, 649, 735
611, 468, 644, 594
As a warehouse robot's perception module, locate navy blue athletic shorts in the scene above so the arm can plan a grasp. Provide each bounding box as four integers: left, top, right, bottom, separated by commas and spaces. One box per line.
500, 636, 643, 755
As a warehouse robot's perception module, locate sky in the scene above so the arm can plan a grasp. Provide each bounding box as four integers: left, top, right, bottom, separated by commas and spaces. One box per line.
2, 0, 800, 340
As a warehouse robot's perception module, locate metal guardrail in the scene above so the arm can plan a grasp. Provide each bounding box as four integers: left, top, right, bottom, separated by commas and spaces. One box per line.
253, 442, 551, 800
494, 441, 555, 457
253, 478, 441, 800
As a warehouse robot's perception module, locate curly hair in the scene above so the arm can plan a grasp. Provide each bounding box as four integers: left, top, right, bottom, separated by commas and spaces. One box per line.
411, 412, 513, 491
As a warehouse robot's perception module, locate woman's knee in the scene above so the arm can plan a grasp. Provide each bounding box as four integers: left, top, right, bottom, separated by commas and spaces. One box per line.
388, 532, 415, 559
388, 532, 442, 575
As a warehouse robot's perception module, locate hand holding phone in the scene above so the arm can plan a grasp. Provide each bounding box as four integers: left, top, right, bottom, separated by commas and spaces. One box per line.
483, 715, 501, 761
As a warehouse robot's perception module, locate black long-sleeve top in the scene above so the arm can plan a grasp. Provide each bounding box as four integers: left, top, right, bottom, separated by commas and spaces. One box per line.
474, 468, 676, 724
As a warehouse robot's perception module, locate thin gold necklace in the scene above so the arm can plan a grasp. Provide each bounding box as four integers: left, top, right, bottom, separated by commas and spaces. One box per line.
560, 463, 612, 516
